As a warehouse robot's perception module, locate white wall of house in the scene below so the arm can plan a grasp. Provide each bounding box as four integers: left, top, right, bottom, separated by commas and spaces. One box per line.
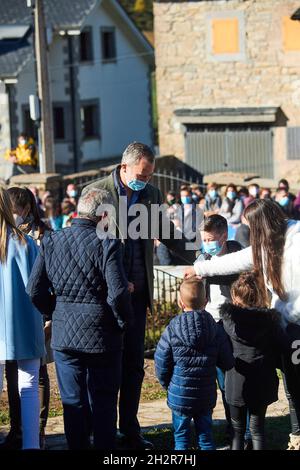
79, 3, 153, 163
0, 84, 12, 180
15, 60, 36, 134
49, 34, 74, 167
14, 49, 73, 168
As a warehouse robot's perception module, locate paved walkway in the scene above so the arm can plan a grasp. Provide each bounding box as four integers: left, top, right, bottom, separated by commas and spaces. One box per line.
0, 382, 289, 450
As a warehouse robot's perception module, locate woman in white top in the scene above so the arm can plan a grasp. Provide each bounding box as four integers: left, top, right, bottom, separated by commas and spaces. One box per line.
185, 198, 300, 450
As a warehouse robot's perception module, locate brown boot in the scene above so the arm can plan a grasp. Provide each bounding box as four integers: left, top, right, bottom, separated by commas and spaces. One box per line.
287, 433, 300, 450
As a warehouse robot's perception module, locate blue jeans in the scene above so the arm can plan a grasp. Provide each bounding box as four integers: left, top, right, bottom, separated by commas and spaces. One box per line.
54, 349, 122, 450
172, 411, 215, 450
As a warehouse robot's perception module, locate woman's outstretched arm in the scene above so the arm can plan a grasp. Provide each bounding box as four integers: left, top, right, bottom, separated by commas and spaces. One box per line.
193, 246, 253, 277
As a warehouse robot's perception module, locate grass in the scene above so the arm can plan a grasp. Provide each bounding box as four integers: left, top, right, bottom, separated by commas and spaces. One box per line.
0, 411, 9, 426
48, 408, 63, 418
142, 382, 167, 401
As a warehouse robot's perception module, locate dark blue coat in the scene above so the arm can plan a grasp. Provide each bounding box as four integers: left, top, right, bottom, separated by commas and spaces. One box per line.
154, 310, 234, 416
27, 218, 133, 354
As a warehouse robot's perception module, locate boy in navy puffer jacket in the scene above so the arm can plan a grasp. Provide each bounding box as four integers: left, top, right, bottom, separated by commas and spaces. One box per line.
155, 277, 234, 450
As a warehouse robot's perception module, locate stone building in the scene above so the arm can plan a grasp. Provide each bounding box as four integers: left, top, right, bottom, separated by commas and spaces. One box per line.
154, 0, 300, 181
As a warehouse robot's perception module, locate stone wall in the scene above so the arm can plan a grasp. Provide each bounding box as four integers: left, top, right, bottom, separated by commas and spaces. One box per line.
154, 0, 300, 181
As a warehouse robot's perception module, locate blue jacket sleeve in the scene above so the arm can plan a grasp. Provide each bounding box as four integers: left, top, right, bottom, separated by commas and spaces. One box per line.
216, 322, 235, 372
26, 240, 56, 320
154, 326, 174, 389
102, 238, 134, 330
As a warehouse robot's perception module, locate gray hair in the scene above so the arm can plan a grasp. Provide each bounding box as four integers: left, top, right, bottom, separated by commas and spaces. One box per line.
77, 188, 113, 220
121, 141, 155, 166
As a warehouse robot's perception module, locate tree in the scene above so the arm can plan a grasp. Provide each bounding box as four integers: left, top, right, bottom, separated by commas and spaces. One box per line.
134, 0, 146, 13
119, 0, 153, 31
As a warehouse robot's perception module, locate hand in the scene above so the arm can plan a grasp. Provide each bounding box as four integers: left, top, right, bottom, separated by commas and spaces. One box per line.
128, 282, 135, 293
44, 321, 52, 342
184, 267, 198, 279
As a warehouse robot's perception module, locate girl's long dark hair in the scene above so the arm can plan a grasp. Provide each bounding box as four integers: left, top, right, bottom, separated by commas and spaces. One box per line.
24, 188, 47, 232
243, 199, 288, 301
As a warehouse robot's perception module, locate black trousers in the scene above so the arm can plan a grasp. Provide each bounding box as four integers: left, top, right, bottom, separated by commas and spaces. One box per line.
118, 291, 148, 437
5, 360, 50, 434
229, 404, 267, 450
281, 322, 300, 435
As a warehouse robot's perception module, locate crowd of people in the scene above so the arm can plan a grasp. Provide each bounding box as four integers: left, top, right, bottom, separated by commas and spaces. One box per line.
155, 178, 300, 265
0, 141, 300, 452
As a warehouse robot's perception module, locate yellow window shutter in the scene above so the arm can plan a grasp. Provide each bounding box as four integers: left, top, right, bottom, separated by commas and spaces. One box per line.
212, 18, 239, 54
283, 16, 300, 52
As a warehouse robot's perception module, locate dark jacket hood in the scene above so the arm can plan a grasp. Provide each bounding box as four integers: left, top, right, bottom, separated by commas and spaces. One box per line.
171, 310, 218, 351
220, 303, 281, 326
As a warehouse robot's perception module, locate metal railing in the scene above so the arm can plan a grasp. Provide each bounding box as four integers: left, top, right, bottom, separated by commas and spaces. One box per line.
63, 168, 205, 197
145, 267, 183, 356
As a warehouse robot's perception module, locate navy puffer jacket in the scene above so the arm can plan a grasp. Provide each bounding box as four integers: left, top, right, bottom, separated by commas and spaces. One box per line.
27, 218, 133, 353
155, 310, 234, 416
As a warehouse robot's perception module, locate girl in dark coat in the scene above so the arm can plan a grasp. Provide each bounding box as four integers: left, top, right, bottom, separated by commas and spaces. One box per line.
220, 272, 290, 450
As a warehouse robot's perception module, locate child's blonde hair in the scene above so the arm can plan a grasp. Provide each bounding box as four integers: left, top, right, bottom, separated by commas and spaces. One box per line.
180, 276, 206, 310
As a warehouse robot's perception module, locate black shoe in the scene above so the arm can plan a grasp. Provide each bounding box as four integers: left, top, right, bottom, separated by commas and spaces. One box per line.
119, 434, 154, 450
0, 430, 22, 450
244, 439, 253, 451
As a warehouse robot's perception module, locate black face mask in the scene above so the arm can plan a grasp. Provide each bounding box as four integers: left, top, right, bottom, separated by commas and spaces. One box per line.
192, 194, 200, 203
167, 199, 176, 206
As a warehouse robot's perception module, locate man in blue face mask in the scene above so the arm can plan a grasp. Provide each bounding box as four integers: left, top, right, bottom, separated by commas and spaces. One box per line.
174, 186, 204, 247
82, 142, 195, 449
195, 214, 246, 447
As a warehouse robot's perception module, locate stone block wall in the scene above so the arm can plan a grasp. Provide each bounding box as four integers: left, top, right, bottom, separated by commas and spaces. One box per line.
154, 0, 300, 181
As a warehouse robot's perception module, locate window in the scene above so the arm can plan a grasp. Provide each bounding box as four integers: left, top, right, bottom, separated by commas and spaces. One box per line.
80, 28, 93, 62
206, 12, 245, 62
282, 17, 300, 52
101, 28, 116, 61
212, 18, 239, 54
53, 106, 65, 140
22, 107, 37, 140
80, 101, 100, 139
287, 127, 300, 160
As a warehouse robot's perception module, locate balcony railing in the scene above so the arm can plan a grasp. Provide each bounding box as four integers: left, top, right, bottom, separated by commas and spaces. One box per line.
145, 266, 183, 356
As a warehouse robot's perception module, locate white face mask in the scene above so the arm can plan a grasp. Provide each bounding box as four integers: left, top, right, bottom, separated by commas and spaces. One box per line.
249, 187, 259, 197
19, 139, 27, 146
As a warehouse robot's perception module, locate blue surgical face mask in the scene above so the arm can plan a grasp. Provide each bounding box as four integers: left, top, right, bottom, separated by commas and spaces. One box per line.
127, 179, 147, 192
202, 240, 223, 257
192, 194, 200, 203
209, 189, 217, 199
279, 196, 289, 207
181, 196, 192, 204
227, 191, 236, 200
69, 190, 77, 198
